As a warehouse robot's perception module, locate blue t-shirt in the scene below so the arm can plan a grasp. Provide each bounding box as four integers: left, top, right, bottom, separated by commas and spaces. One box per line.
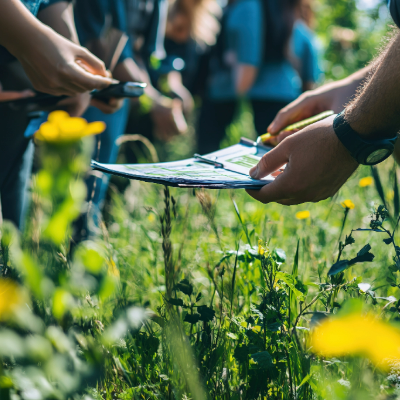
208, 0, 319, 102
291, 20, 321, 85
0, 0, 70, 64
74, 0, 134, 64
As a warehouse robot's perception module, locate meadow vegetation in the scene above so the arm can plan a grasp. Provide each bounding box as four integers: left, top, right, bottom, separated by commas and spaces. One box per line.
1, 1, 400, 399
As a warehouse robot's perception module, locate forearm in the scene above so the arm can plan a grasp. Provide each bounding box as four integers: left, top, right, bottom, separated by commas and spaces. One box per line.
345, 31, 400, 139
38, 2, 79, 44
0, 0, 54, 56
234, 64, 258, 95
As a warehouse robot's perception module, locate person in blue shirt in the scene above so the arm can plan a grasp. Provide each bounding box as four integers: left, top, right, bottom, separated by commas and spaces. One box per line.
0, 0, 112, 229
197, 0, 320, 154
73, 0, 186, 240
247, 0, 400, 206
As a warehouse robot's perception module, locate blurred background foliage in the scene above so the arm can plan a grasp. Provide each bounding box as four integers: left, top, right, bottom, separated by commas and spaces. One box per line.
315, 0, 391, 80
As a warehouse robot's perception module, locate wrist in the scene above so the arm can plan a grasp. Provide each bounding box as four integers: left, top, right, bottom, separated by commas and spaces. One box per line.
333, 111, 397, 165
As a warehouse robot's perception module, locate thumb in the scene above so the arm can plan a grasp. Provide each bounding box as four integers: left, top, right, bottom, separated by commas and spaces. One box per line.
249, 143, 289, 180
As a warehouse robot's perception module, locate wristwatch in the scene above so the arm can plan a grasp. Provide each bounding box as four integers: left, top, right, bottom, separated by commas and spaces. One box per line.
333, 111, 398, 165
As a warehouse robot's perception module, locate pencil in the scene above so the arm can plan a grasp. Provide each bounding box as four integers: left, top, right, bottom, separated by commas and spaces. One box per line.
257, 110, 335, 143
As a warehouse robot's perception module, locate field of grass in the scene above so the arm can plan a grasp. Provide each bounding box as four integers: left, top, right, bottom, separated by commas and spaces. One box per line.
1, 1, 400, 398
3, 115, 400, 399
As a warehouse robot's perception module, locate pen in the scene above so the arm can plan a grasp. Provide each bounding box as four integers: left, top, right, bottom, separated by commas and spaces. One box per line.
256, 110, 335, 144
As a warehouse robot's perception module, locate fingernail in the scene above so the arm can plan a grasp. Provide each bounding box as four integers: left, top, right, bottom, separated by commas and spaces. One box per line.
250, 165, 259, 179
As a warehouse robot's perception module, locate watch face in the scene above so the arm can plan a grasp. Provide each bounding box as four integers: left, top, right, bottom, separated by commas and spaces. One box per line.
366, 148, 391, 164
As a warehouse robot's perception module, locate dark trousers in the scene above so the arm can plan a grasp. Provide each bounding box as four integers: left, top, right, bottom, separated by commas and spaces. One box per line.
197, 98, 289, 155
0, 62, 34, 229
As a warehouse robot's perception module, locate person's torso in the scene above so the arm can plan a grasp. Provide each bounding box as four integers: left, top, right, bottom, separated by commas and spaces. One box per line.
208, 0, 301, 102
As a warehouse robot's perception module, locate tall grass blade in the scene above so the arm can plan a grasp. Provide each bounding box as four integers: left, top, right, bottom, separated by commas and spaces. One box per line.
371, 166, 387, 210
232, 200, 251, 245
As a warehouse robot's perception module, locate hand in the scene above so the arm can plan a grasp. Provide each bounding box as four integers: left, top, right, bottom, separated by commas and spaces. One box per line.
151, 98, 187, 141
13, 26, 113, 96
90, 97, 124, 114
267, 74, 368, 144
247, 116, 359, 205
55, 92, 91, 117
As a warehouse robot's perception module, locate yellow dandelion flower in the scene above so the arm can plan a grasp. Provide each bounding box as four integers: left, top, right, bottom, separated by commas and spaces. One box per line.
311, 313, 400, 371
341, 199, 355, 209
295, 210, 310, 220
359, 176, 373, 188
35, 111, 106, 143
0, 279, 27, 320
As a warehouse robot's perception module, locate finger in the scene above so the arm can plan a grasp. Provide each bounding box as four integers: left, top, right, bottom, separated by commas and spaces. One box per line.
276, 129, 300, 144
0, 90, 34, 101
267, 97, 313, 135
246, 173, 293, 204
70, 62, 113, 91
76, 49, 108, 77
249, 143, 289, 180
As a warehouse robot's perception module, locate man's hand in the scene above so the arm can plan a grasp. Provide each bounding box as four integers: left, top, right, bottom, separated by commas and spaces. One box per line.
151, 98, 187, 141
247, 116, 358, 205
90, 97, 124, 114
266, 67, 371, 145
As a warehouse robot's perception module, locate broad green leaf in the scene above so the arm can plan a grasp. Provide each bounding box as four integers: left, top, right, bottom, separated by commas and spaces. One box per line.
174, 279, 193, 296
184, 313, 201, 324
275, 271, 305, 301
197, 305, 216, 322
251, 351, 273, 369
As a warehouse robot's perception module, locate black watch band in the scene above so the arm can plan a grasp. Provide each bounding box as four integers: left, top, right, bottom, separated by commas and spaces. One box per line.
333, 111, 397, 165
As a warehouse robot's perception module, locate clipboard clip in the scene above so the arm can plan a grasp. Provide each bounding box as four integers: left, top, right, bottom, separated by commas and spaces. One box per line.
194, 154, 224, 168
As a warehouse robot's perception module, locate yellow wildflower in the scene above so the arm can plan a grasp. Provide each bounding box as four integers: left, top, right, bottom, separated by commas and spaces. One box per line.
35, 111, 106, 143
341, 199, 355, 209
359, 176, 373, 188
0, 279, 27, 320
107, 258, 120, 280
311, 313, 400, 371
295, 210, 310, 220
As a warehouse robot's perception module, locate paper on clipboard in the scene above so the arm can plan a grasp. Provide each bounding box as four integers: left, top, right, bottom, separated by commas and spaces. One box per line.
91, 138, 277, 189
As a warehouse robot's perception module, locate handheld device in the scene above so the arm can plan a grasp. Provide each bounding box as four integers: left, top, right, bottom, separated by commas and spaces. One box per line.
0, 82, 147, 111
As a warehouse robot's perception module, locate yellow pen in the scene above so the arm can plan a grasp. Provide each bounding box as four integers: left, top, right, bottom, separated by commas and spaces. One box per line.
256, 110, 335, 144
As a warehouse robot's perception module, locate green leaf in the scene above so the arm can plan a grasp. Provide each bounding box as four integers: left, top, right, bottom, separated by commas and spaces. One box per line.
184, 313, 201, 324
251, 351, 273, 369
275, 271, 305, 301
167, 298, 184, 307
226, 332, 238, 340
384, 237, 393, 245
357, 244, 371, 257
174, 279, 193, 296
274, 248, 286, 263
197, 305, 216, 322
266, 322, 281, 331
196, 292, 202, 302
292, 240, 300, 278
328, 260, 350, 276
371, 166, 388, 210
